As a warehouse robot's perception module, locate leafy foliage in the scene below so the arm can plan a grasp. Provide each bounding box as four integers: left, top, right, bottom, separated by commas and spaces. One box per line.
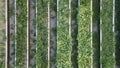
16, 0, 27, 67
36, 0, 48, 68
101, 0, 115, 68
57, 0, 72, 68
0, 0, 5, 68
77, 0, 93, 67
0, 0, 118, 68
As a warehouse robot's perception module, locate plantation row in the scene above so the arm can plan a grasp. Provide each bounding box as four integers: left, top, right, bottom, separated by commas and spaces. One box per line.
0, 0, 120, 68
0, 0, 5, 67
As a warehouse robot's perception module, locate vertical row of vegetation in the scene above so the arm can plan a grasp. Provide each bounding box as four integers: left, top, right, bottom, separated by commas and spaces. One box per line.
29, 0, 36, 68
0, 0, 5, 67
115, 0, 120, 67
2, 0, 120, 68
16, 0, 27, 67
92, 0, 100, 68
50, 0, 57, 68
77, 0, 93, 67
57, 0, 72, 68
9, 0, 15, 67
36, 0, 48, 68
101, 0, 115, 68
71, 0, 78, 68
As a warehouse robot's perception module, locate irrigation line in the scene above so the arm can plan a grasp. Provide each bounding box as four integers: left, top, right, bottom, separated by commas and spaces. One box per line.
113, 0, 115, 33
69, 0, 71, 66
113, 0, 115, 67
69, 0, 71, 36
90, 0, 93, 68
78, 0, 80, 6
27, 0, 30, 68
57, 0, 59, 41
48, 2, 50, 68
100, 0, 102, 67
35, 0, 38, 68
35, 0, 37, 67
6, 0, 10, 68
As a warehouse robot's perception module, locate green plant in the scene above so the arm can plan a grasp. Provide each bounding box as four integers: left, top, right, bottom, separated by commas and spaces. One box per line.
0, 62, 5, 68
16, 0, 27, 67
77, 0, 93, 67
101, 0, 115, 68
0, 30, 5, 68
0, 0, 5, 68
57, 0, 72, 68
36, 0, 48, 68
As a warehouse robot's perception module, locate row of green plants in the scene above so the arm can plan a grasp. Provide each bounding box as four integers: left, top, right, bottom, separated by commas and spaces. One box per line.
16, 0, 27, 67
0, 0, 5, 67
77, 0, 93, 67
36, 0, 48, 68
101, 0, 115, 68
0, 32, 5, 67
57, 0, 72, 68
1, 0, 118, 68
